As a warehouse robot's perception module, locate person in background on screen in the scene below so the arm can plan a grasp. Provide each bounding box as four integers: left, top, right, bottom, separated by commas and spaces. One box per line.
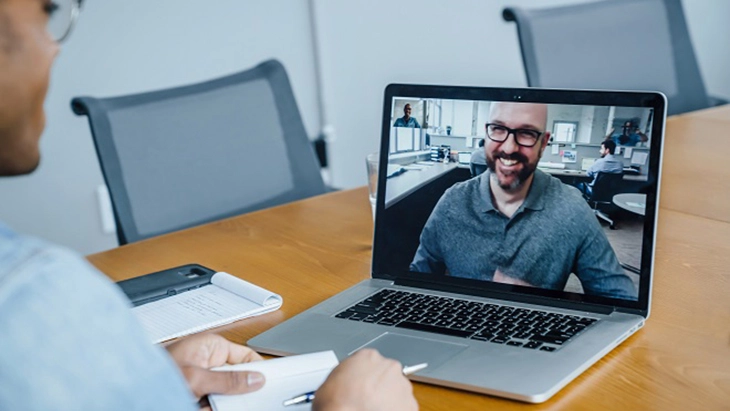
577, 139, 623, 196
469, 138, 487, 177
607, 120, 647, 146
410, 102, 636, 300
393, 103, 421, 128
0, 1, 417, 410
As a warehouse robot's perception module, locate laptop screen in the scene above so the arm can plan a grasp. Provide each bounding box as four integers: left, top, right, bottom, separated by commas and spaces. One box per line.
372, 85, 665, 313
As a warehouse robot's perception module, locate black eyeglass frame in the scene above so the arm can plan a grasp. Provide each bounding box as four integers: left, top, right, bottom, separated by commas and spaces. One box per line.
53, 0, 84, 43
485, 123, 544, 148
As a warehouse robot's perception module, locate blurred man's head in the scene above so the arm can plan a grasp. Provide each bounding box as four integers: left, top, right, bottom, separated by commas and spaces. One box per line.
600, 139, 616, 157
403, 104, 412, 119
621, 121, 634, 135
0, 0, 60, 176
484, 102, 550, 192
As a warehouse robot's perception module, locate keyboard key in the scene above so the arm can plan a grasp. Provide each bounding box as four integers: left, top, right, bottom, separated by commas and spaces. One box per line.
335, 290, 598, 351
352, 304, 377, 314
523, 341, 542, 349
395, 321, 473, 338
531, 335, 567, 345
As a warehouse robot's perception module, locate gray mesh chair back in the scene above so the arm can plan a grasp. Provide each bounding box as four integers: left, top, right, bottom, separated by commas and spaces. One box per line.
503, 0, 725, 115
72, 59, 326, 245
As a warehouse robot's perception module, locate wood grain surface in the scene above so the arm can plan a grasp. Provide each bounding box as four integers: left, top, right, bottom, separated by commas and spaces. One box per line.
88, 106, 730, 410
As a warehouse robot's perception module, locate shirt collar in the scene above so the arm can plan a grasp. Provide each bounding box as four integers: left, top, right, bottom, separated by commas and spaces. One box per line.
477, 172, 496, 212
478, 169, 548, 213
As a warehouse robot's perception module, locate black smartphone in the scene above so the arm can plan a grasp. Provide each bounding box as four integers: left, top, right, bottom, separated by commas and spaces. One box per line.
116, 263, 216, 306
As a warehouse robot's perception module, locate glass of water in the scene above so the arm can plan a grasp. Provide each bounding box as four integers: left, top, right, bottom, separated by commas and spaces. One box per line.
366, 152, 379, 219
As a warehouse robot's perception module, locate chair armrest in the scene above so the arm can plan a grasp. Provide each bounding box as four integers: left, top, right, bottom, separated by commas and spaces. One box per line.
709, 95, 728, 108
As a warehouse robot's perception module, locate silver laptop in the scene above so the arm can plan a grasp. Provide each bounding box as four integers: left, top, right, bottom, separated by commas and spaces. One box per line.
249, 85, 666, 403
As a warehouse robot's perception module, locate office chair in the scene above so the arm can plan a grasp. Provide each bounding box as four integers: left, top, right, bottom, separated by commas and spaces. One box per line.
503, 0, 727, 115
72, 59, 327, 245
470, 163, 487, 178
584, 172, 624, 229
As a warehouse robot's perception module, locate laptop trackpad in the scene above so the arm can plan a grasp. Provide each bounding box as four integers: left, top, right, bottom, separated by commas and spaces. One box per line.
352, 332, 467, 371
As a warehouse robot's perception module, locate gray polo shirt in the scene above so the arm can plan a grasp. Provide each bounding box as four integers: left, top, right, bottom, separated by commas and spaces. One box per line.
410, 169, 637, 300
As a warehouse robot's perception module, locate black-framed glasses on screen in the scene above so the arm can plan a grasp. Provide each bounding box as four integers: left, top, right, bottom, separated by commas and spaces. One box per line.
47, 0, 84, 43
485, 123, 543, 148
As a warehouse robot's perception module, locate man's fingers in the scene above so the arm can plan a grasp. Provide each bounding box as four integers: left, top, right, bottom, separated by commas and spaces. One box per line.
181, 366, 266, 398
222, 340, 264, 365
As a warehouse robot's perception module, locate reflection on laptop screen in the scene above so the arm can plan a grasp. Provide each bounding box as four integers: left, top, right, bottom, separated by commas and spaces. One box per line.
380, 96, 658, 303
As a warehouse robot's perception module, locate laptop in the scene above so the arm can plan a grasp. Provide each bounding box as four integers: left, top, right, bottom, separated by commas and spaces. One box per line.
249, 85, 666, 403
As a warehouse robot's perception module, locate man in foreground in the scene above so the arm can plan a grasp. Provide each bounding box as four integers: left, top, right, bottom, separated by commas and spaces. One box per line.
0, 1, 417, 409
410, 102, 636, 300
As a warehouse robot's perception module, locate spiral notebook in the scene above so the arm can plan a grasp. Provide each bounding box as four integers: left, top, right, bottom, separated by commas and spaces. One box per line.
133, 272, 282, 343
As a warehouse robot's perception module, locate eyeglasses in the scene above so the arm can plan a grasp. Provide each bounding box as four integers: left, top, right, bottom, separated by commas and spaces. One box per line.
47, 0, 84, 43
485, 123, 543, 148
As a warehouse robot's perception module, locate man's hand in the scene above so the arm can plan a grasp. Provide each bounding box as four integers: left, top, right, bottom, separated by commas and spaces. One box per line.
493, 268, 534, 287
313, 349, 418, 411
166, 333, 265, 401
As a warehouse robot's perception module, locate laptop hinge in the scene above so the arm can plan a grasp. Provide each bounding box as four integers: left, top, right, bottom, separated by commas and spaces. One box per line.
394, 278, 615, 315
615, 307, 648, 317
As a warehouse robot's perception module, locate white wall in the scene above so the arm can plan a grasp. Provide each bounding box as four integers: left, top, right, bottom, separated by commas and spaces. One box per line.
314, 0, 730, 190
0, 0, 321, 255
684, 0, 730, 102
1, 0, 728, 255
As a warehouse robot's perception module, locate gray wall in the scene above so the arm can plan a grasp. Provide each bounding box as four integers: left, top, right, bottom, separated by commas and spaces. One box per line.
1, 0, 728, 255
0, 0, 321, 254
313, 0, 730, 192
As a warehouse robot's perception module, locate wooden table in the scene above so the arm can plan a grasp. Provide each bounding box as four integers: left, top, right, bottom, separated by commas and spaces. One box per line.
88, 106, 730, 410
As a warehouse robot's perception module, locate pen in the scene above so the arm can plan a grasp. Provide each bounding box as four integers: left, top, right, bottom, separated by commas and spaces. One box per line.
282, 362, 428, 407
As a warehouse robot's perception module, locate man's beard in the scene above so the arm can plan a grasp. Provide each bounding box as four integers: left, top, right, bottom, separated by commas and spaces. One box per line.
486, 151, 539, 191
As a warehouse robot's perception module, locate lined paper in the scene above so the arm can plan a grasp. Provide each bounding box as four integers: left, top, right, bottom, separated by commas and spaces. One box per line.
133, 272, 282, 343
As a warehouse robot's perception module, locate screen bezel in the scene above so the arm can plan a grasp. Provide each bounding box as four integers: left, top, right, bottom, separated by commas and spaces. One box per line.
372, 84, 666, 317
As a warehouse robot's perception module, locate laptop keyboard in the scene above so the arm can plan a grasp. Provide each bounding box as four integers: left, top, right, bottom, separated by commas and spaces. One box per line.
334, 289, 598, 352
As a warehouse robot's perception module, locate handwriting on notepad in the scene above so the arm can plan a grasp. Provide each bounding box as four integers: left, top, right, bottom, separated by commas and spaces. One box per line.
133, 272, 282, 343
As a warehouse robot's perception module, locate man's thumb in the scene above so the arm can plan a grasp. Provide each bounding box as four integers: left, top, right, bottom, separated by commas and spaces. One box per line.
183, 366, 266, 398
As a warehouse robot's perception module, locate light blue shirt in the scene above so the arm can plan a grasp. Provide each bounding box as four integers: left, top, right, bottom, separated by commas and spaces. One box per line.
0, 222, 196, 410
469, 148, 487, 166
586, 154, 624, 187
611, 133, 643, 146
393, 116, 421, 128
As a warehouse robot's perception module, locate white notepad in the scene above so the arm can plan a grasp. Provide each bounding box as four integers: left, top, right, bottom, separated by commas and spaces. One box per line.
209, 351, 339, 411
133, 272, 282, 344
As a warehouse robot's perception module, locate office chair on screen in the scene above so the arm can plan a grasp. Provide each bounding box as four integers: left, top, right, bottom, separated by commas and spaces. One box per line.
469, 163, 487, 178
584, 172, 624, 230
503, 0, 727, 115
72, 59, 327, 245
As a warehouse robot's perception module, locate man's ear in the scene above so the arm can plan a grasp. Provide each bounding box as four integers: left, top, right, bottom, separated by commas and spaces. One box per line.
539, 131, 551, 153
